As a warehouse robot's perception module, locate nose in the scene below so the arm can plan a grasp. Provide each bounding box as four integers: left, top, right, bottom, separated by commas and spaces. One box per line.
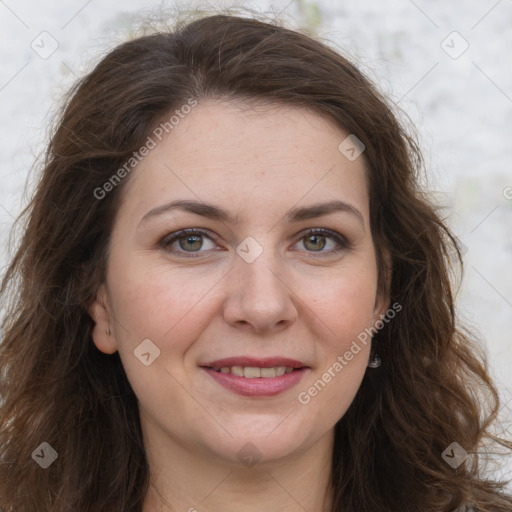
222, 250, 299, 334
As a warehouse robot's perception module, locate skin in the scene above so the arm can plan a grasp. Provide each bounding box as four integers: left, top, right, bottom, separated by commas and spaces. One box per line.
89, 99, 390, 511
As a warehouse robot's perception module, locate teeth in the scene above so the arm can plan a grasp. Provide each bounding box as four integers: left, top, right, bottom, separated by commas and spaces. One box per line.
213, 366, 297, 378
244, 367, 260, 378
231, 366, 244, 377
260, 367, 276, 378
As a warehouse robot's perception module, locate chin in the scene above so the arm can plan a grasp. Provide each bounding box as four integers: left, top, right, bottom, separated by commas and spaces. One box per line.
199, 416, 317, 466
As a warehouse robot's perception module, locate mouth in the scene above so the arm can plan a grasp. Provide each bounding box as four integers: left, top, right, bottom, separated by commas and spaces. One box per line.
200, 357, 309, 397
209, 366, 296, 378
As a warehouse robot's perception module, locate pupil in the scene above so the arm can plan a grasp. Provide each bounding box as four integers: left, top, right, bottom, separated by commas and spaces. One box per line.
180, 235, 202, 251
305, 235, 325, 251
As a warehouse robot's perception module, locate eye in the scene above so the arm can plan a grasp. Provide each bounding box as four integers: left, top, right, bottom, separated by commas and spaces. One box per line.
293, 228, 350, 255
159, 227, 350, 258
159, 228, 219, 257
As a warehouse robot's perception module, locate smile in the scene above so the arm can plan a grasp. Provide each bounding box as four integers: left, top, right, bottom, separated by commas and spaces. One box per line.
211, 366, 295, 378
201, 357, 310, 397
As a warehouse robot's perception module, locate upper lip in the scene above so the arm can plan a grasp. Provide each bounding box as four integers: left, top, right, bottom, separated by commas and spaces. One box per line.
201, 357, 308, 369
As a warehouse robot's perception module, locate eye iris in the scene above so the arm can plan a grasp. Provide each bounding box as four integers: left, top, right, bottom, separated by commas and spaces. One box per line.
171, 232, 336, 254
179, 234, 203, 251
304, 234, 326, 251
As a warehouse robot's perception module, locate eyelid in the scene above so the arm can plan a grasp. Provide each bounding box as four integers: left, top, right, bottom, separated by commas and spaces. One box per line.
159, 227, 350, 257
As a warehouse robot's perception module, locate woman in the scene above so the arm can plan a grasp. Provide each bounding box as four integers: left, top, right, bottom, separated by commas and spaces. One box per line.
0, 12, 511, 512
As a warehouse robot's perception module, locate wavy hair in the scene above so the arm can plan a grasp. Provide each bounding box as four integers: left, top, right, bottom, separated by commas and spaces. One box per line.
1, 11, 511, 512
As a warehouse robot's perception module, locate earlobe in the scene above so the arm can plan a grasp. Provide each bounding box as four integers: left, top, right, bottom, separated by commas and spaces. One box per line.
88, 284, 118, 355
373, 294, 391, 323
374, 247, 392, 320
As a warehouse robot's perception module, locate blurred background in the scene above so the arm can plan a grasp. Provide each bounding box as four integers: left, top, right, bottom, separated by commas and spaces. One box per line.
1, 0, 511, 487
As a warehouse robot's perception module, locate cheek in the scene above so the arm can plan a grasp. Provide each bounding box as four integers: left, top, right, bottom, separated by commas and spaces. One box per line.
107, 255, 224, 341
105, 256, 230, 404
105, 262, 220, 407
108, 247, 379, 377
294, 271, 376, 427
299, 260, 377, 383
308, 262, 379, 346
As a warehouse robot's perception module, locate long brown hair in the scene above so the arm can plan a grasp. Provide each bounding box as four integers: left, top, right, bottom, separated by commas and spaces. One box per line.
1, 12, 511, 512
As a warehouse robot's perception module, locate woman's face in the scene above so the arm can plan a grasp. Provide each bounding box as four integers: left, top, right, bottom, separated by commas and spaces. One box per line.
90, 100, 388, 467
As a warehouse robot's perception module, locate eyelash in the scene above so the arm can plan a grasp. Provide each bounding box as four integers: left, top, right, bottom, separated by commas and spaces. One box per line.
159, 227, 351, 258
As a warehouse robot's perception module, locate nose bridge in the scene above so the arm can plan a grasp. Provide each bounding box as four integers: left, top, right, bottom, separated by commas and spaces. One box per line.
222, 235, 298, 330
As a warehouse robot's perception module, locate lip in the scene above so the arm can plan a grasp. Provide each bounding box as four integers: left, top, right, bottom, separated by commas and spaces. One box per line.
202, 367, 309, 397
202, 357, 307, 368
200, 357, 310, 397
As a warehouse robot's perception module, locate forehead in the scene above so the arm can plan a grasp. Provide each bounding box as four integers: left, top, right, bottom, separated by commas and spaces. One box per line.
119, 100, 370, 225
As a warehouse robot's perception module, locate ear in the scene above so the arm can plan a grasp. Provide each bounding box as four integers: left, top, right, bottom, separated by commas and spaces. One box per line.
373, 246, 392, 321
87, 283, 118, 354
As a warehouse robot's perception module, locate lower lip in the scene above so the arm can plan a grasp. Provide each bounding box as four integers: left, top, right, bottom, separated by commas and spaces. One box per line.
202, 367, 309, 397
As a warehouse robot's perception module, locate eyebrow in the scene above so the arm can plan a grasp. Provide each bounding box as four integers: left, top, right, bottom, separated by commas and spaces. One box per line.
138, 199, 365, 228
